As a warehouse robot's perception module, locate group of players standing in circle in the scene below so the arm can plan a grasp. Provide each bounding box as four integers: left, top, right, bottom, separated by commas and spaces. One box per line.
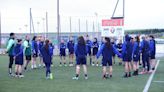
6, 33, 156, 80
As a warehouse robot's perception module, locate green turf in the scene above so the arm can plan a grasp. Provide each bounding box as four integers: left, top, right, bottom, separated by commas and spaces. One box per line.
0, 55, 163, 92
149, 57, 164, 92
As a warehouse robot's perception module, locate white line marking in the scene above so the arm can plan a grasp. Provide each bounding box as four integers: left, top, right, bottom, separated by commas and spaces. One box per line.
143, 60, 160, 92
153, 81, 164, 83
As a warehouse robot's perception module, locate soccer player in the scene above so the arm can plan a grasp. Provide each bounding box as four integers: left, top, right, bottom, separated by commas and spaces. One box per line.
6, 33, 16, 76
67, 37, 75, 66
132, 36, 140, 76
38, 36, 44, 67
31, 36, 38, 69
86, 35, 92, 65
14, 39, 24, 78
72, 36, 88, 80
59, 39, 67, 66
41, 39, 53, 79
116, 39, 123, 65
97, 37, 121, 79
111, 38, 116, 64
149, 35, 156, 71
23, 35, 32, 70
140, 36, 151, 74
92, 37, 99, 66
122, 35, 133, 78
49, 41, 54, 67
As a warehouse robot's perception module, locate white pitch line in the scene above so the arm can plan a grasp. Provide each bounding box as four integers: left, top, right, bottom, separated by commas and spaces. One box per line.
143, 60, 160, 92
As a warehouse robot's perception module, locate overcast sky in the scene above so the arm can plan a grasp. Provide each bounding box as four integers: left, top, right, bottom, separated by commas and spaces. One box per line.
0, 0, 164, 33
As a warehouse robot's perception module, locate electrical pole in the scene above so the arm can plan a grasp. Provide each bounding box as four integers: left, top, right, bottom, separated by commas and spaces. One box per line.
78, 19, 80, 36
86, 20, 88, 34
70, 16, 72, 36
46, 12, 48, 38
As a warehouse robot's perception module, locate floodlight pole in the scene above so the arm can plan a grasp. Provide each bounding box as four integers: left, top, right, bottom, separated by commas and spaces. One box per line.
123, 0, 125, 18
78, 19, 80, 36
57, 0, 60, 48
86, 20, 88, 34
70, 16, 72, 36
46, 12, 48, 38
30, 8, 32, 36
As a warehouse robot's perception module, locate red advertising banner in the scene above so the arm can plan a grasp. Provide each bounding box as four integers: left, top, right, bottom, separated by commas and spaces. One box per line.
102, 19, 124, 26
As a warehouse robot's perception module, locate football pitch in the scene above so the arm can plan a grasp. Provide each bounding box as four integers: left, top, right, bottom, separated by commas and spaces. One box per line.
0, 55, 163, 92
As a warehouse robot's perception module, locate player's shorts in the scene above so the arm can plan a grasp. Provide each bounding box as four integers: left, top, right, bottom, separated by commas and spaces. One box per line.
102, 60, 112, 66
26, 55, 32, 61
32, 53, 38, 58
150, 54, 155, 59
76, 57, 87, 65
92, 48, 98, 56
133, 54, 140, 62
69, 51, 74, 55
15, 60, 23, 65
60, 52, 66, 57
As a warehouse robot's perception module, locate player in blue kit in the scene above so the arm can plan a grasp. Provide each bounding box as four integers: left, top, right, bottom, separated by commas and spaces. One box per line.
38, 36, 45, 68
31, 36, 38, 69
86, 35, 92, 65
67, 37, 75, 66
72, 36, 88, 80
14, 39, 24, 78
132, 36, 140, 76
41, 39, 53, 79
122, 35, 133, 78
97, 37, 121, 79
49, 41, 54, 67
116, 39, 123, 65
92, 37, 99, 66
60, 40, 67, 66
149, 35, 156, 71
111, 38, 117, 64
140, 36, 151, 74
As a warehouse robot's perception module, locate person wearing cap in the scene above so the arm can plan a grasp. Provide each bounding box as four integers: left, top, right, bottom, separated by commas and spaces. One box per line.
6, 33, 16, 76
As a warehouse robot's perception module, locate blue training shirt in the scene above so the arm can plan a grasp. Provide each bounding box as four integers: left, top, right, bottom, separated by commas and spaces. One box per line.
96, 44, 121, 61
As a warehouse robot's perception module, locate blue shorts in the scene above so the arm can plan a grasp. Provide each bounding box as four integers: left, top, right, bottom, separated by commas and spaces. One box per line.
102, 60, 112, 66
15, 60, 23, 65
60, 52, 66, 56
133, 54, 140, 62
76, 57, 87, 65
87, 50, 91, 56
123, 55, 132, 62
69, 51, 74, 55
32, 53, 38, 58
150, 54, 155, 59
92, 48, 98, 56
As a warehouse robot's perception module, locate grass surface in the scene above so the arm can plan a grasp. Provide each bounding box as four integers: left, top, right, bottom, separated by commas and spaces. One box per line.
0, 55, 163, 92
